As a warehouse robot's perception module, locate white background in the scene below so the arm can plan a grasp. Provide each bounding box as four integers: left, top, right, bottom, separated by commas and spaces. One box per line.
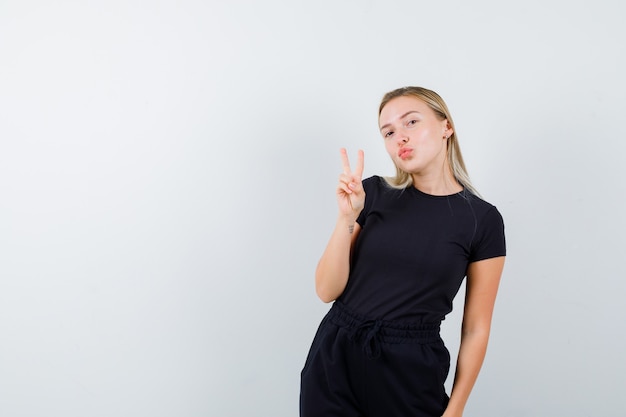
1, 1, 625, 416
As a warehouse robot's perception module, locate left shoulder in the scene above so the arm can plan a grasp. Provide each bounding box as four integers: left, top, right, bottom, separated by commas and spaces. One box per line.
461, 192, 506, 261
458, 192, 504, 223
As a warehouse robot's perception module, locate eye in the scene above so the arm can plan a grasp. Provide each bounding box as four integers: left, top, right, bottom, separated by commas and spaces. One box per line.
384, 130, 394, 138
407, 119, 418, 126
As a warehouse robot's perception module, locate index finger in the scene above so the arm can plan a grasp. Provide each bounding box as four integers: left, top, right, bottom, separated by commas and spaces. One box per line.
340, 148, 352, 174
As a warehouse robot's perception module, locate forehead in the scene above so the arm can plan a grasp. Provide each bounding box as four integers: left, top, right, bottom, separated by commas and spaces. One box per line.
379, 96, 433, 124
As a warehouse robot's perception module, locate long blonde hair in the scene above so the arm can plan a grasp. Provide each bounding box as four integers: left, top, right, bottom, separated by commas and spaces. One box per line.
378, 86, 479, 196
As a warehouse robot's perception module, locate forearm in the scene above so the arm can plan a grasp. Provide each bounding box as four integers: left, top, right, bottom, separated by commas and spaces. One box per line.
443, 328, 490, 417
315, 215, 357, 303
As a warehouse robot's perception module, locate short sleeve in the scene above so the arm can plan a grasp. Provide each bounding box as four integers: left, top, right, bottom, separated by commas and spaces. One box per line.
356, 176, 379, 227
469, 206, 506, 262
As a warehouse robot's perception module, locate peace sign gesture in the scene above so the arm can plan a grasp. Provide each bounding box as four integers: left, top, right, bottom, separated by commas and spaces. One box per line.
337, 148, 365, 218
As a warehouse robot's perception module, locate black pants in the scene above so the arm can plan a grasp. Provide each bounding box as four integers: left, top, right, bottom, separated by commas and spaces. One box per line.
300, 301, 450, 417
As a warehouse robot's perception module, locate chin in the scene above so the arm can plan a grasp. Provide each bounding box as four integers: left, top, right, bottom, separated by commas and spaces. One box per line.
399, 162, 422, 173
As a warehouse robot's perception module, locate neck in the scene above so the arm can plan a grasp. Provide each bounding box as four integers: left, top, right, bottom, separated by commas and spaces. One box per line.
410, 168, 462, 196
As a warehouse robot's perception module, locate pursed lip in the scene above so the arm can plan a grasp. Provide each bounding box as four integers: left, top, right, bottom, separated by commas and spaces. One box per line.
398, 147, 413, 159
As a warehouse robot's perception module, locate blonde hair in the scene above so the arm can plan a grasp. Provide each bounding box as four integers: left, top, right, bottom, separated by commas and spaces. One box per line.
378, 86, 479, 196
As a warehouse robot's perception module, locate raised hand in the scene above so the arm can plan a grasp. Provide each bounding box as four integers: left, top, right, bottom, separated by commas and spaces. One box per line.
337, 148, 365, 218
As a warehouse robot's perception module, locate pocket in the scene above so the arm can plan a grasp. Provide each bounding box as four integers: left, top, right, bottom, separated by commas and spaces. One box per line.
300, 315, 332, 376
426, 339, 451, 385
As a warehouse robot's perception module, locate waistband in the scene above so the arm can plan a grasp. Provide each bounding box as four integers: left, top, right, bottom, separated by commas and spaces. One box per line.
329, 301, 441, 359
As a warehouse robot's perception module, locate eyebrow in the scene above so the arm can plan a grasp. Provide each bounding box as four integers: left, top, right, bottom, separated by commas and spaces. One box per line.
379, 111, 421, 131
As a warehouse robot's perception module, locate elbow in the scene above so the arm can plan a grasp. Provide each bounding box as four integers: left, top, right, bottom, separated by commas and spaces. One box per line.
460, 321, 492, 342
314, 263, 347, 303
315, 284, 338, 303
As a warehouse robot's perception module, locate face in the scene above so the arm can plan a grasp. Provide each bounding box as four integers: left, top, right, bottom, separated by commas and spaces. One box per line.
379, 95, 452, 177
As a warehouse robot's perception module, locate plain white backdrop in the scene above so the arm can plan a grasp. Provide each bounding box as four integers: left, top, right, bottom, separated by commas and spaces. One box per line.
1, 1, 625, 416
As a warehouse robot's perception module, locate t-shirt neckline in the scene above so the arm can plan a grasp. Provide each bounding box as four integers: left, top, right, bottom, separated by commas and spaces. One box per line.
406, 184, 465, 199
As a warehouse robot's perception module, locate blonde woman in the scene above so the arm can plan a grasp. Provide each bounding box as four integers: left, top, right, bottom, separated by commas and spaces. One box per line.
300, 87, 506, 417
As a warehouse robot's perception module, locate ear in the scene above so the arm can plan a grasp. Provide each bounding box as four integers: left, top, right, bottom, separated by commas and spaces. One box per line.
442, 119, 453, 139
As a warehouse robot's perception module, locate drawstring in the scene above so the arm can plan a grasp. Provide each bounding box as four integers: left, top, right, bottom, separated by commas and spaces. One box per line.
354, 320, 383, 359
330, 301, 442, 362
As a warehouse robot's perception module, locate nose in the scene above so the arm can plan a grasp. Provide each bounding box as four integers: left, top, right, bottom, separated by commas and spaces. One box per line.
397, 133, 409, 145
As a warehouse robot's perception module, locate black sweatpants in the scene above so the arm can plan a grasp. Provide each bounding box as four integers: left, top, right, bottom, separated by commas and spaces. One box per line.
300, 301, 450, 417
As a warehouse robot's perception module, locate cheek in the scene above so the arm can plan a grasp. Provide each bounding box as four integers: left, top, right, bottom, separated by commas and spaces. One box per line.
383, 140, 394, 154
415, 127, 434, 142
419, 130, 443, 149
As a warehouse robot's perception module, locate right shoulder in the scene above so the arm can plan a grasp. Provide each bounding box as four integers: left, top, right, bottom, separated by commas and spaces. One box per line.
362, 175, 398, 196
362, 175, 384, 190
357, 176, 399, 226
360, 175, 402, 209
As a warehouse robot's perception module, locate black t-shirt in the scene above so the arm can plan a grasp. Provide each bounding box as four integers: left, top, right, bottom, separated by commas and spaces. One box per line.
338, 176, 506, 324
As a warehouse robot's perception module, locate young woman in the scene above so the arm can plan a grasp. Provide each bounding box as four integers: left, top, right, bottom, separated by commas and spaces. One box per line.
300, 87, 506, 417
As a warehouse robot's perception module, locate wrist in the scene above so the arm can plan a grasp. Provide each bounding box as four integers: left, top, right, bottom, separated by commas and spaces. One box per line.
443, 397, 465, 417
336, 215, 358, 233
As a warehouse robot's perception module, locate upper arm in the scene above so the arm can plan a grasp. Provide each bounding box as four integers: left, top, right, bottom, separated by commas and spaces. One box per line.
350, 222, 362, 254
462, 256, 506, 333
